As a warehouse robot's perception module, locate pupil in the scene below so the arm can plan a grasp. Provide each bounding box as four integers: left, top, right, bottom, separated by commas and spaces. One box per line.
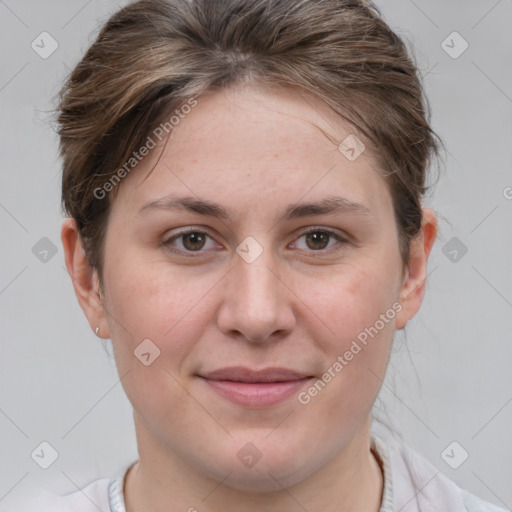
184, 232, 205, 251
307, 232, 329, 250
181, 232, 330, 251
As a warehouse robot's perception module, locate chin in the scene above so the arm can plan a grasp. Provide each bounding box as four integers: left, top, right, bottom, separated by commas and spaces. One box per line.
197, 443, 323, 493
215, 465, 306, 494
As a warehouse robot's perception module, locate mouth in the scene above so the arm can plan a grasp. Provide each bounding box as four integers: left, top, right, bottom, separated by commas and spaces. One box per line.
198, 366, 314, 408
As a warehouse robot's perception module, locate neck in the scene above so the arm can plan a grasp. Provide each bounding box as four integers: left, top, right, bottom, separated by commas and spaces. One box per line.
124, 417, 383, 512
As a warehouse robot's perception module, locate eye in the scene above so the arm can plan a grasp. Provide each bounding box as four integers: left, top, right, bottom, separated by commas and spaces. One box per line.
163, 226, 348, 257
291, 228, 347, 253
163, 229, 219, 255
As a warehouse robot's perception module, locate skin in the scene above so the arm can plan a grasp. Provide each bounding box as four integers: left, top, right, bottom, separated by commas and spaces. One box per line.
62, 82, 437, 512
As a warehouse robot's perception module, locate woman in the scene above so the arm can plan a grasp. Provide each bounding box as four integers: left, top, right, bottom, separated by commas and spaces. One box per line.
26, 0, 507, 510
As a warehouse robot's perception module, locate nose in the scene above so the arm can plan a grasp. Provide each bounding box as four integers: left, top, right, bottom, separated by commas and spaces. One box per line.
216, 245, 296, 343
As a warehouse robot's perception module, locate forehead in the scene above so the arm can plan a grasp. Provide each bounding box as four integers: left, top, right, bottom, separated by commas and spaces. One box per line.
113, 83, 391, 218
168, 83, 370, 163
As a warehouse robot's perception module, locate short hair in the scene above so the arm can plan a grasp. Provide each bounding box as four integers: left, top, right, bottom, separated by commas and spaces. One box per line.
56, 0, 445, 287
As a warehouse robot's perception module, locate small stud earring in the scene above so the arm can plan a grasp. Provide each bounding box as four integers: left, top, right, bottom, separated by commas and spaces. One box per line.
95, 326, 100, 336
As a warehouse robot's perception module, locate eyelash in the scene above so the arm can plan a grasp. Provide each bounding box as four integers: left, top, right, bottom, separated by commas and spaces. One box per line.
162, 227, 349, 257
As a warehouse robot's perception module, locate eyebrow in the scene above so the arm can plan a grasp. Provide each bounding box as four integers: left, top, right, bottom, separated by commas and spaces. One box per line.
136, 195, 371, 221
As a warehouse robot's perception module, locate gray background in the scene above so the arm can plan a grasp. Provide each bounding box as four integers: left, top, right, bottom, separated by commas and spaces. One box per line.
1, 0, 511, 509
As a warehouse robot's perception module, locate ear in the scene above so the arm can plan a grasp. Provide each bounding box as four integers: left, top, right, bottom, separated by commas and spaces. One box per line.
395, 208, 438, 330
61, 218, 110, 338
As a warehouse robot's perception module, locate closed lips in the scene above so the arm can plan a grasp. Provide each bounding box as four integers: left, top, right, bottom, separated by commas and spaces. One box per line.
199, 366, 313, 383
199, 367, 315, 408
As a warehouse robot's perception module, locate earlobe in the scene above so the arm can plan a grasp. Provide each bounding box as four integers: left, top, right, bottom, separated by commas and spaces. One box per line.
395, 208, 438, 330
61, 218, 110, 338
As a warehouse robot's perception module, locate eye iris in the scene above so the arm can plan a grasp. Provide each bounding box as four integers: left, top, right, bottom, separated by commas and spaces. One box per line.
306, 231, 330, 250
183, 232, 206, 251
177, 231, 333, 252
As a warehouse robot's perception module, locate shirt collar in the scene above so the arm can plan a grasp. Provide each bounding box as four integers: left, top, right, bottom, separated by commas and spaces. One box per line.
371, 432, 394, 512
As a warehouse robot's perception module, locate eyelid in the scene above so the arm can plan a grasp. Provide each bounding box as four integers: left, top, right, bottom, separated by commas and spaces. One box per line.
293, 225, 348, 241
288, 226, 349, 253
162, 226, 223, 256
163, 225, 350, 256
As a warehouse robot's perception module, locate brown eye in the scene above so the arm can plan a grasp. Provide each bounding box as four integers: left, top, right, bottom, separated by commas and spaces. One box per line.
292, 228, 347, 254
164, 229, 219, 255
181, 232, 207, 251
304, 231, 331, 250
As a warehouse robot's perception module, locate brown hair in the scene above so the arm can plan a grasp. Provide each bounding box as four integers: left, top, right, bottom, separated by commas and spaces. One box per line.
56, 0, 444, 287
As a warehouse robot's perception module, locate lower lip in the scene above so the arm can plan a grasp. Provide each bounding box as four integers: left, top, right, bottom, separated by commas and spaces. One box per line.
201, 378, 312, 408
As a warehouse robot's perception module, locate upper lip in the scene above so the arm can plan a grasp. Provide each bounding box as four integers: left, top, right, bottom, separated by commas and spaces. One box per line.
200, 366, 311, 383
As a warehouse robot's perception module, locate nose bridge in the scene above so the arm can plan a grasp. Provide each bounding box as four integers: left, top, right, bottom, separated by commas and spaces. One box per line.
238, 249, 280, 306
218, 241, 294, 341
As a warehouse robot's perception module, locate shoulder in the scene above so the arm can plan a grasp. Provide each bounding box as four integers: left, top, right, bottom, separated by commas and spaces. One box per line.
372, 432, 508, 512
459, 488, 509, 512
14, 477, 112, 512
13, 460, 134, 512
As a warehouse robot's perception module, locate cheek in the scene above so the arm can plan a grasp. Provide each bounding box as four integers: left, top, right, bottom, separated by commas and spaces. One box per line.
102, 257, 217, 425
314, 257, 399, 344
304, 259, 398, 402
103, 252, 218, 370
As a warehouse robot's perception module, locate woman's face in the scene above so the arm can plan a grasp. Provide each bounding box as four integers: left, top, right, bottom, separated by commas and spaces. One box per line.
79, 84, 429, 491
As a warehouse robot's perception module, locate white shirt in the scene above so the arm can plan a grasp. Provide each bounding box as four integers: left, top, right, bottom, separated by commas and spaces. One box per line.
17, 433, 508, 512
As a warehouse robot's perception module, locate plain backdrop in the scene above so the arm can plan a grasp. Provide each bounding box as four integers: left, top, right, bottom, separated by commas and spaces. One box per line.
1, 0, 511, 510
